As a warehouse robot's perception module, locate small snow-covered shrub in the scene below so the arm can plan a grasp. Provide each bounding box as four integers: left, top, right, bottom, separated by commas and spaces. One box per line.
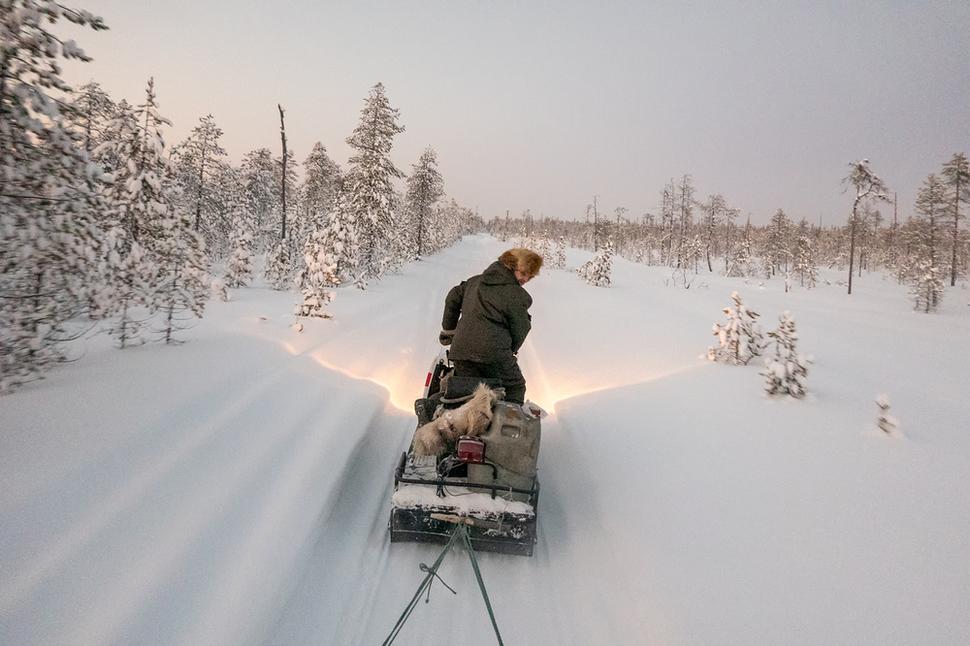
762, 310, 811, 398
211, 278, 229, 302
876, 394, 899, 435
552, 236, 567, 270
708, 291, 764, 365
577, 243, 613, 287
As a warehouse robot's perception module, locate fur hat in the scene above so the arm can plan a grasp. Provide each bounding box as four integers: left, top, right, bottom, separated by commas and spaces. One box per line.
499, 248, 543, 279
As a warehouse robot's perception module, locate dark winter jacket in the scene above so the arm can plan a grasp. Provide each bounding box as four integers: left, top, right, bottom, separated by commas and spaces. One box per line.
442, 261, 533, 363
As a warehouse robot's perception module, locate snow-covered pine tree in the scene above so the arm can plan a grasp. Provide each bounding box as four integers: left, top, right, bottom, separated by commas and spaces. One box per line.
909, 174, 948, 312
727, 222, 755, 277
708, 291, 765, 365
674, 175, 695, 269
682, 234, 704, 274
909, 257, 944, 313
577, 242, 614, 287
344, 83, 405, 283
843, 159, 890, 294
100, 229, 154, 348
154, 210, 210, 345
792, 219, 818, 288
762, 311, 810, 398
699, 193, 727, 272
940, 152, 969, 287
405, 147, 444, 259
0, 2, 109, 392
120, 82, 211, 344
66, 80, 116, 157
172, 114, 227, 251
763, 209, 790, 277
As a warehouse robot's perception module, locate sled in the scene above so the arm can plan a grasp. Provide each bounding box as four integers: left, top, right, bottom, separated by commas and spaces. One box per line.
388, 349, 541, 556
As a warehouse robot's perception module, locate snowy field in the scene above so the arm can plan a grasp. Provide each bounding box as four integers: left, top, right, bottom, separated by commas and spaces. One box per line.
2, 234, 969, 645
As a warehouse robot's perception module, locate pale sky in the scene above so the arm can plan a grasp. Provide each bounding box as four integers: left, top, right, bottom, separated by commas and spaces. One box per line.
62, 1, 970, 225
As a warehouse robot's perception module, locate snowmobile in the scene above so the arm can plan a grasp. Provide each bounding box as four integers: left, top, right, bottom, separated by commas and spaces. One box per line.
388, 349, 541, 556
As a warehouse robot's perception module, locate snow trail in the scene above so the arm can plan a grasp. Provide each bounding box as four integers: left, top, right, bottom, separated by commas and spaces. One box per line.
3, 234, 969, 645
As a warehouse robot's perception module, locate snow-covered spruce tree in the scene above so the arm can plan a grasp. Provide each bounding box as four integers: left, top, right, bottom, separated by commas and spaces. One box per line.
941, 152, 969, 287
0, 2, 108, 392
577, 242, 614, 287
843, 159, 890, 295
154, 209, 210, 345
121, 81, 211, 344
225, 228, 255, 288
240, 148, 277, 250
793, 218, 818, 288
708, 291, 765, 365
405, 146, 444, 259
344, 82, 405, 284
301, 142, 340, 230
100, 230, 154, 348
761, 311, 810, 398
172, 114, 227, 252
909, 174, 948, 312
97, 77, 197, 344
264, 239, 292, 290
295, 226, 338, 319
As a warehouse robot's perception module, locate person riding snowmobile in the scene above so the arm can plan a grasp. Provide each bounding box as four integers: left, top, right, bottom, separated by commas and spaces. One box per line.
439, 248, 542, 405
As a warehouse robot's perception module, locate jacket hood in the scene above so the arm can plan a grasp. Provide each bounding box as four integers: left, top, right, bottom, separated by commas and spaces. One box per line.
480, 261, 518, 286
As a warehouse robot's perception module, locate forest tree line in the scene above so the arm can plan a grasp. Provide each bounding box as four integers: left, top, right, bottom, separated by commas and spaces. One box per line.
491, 156, 968, 311
0, 2, 479, 392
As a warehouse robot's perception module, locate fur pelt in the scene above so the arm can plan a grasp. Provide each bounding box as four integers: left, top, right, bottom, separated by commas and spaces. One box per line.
413, 384, 498, 457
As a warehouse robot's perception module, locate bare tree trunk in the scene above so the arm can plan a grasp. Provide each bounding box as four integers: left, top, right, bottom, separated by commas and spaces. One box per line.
278, 104, 288, 241
848, 201, 858, 295
952, 174, 961, 286
194, 152, 206, 231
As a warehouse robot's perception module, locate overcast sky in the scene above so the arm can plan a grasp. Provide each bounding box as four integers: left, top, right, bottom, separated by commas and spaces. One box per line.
62, 1, 970, 225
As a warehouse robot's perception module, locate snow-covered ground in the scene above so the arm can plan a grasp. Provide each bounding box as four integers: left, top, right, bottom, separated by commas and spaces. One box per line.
2, 234, 969, 645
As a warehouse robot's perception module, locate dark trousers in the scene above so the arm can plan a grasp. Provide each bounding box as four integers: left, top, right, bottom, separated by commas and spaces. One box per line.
453, 356, 526, 404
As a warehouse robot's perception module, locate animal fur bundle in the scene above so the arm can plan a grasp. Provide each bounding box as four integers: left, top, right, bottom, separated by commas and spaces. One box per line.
413, 384, 498, 457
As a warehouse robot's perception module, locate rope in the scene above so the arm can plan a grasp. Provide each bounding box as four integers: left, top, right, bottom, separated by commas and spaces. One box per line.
463, 524, 505, 645
382, 526, 462, 646
382, 521, 505, 645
